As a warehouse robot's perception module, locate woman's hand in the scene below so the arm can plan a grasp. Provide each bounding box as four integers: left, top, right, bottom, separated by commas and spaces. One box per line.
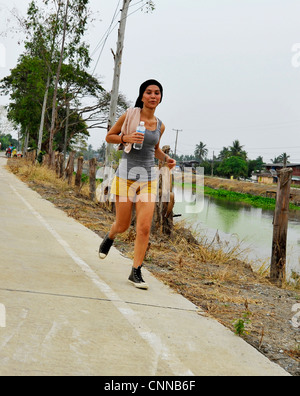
166, 156, 176, 170
124, 132, 145, 145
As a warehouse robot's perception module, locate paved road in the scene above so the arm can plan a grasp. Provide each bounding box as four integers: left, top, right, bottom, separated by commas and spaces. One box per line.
0, 157, 290, 376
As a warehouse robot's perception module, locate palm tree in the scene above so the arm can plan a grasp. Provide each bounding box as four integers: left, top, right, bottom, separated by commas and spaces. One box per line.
270, 156, 280, 164
270, 153, 290, 166
194, 142, 208, 162
229, 140, 247, 159
278, 152, 290, 167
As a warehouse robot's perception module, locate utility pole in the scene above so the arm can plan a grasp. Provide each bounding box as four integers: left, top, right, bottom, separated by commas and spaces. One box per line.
172, 129, 182, 159
105, 0, 131, 167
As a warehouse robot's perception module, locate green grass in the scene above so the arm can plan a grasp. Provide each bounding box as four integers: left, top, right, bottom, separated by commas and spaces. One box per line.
204, 186, 276, 209
204, 186, 300, 211
174, 181, 300, 211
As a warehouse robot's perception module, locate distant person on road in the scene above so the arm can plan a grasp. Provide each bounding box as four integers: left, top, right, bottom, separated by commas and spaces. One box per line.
99, 79, 176, 290
6, 145, 14, 158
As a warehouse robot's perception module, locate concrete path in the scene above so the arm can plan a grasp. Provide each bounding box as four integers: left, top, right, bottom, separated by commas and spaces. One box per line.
0, 156, 290, 376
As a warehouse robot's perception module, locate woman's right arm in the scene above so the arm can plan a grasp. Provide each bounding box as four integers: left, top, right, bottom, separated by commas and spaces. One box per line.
106, 113, 145, 145
106, 114, 127, 145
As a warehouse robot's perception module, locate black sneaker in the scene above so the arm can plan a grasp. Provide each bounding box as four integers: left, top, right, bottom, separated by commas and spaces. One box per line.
128, 266, 149, 290
99, 234, 114, 259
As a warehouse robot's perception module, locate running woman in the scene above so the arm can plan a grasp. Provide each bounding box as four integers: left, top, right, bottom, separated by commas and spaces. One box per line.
99, 80, 176, 289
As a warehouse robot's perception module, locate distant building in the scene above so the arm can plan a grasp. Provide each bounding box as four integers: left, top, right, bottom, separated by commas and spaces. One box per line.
254, 163, 300, 186
179, 161, 200, 172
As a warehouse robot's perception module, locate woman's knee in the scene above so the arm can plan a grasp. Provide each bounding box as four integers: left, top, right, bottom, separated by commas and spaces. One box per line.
136, 223, 151, 238
114, 221, 130, 235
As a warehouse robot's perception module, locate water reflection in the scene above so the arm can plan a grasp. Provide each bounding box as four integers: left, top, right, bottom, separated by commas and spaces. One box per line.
207, 197, 244, 233
174, 187, 300, 274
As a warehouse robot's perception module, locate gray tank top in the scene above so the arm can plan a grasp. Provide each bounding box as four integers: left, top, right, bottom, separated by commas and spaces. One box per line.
117, 118, 162, 182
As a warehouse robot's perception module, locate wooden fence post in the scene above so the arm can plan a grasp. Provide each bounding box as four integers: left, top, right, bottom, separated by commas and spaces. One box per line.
43, 154, 50, 166
75, 156, 84, 188
32, 150, 37, 164
55, 152, 60, 177
65, 151, 75, 185
152, 145, 174, 236
270, 167, 293, 287
59, 153, 64, 179
25, 150, 36, 164
49, 151, 55, 169
89, 158, 97, 201
54, 152, 64, 178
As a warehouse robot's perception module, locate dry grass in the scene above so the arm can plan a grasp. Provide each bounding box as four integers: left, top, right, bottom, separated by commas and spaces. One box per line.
145, 225, 266, 309
204, 176, 277, 195
8, 159, 72, 193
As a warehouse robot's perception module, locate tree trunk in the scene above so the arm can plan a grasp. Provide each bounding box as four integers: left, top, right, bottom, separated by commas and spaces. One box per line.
38, 73, 50, 156
48, 0, 70, 158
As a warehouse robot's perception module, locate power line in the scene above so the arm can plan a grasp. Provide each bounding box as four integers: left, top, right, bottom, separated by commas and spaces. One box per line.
92, 0, 122, 56
206, 145, 300, 151
91, 0, 121, 75
91, 0, 147, 76
246, 146, 300, 151
184, 119, 300, 132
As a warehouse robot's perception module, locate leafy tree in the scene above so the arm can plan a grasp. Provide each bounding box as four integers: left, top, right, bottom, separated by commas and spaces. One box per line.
19, 0, 94, 156
0, 134, 18, 151
97, 142, 107, 162
247, 156, 264, 178
218, 141, 247, 161
217, 156, 248, 179
0, 55, 47, 150
71, 134, 89, 156
2, 0, 147, 157
0, 54, 105, 152
23, 0, 64, 154
218, 147, 230, 161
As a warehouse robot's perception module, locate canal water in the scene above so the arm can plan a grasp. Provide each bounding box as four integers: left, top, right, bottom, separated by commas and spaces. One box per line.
174, 187, 300, 275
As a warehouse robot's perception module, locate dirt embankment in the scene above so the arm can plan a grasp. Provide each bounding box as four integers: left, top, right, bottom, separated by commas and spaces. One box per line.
7, 160, 300, 376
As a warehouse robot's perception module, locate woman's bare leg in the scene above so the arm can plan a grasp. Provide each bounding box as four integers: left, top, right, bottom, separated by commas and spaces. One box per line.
133, 195, 156, 269
109, 196, 133, 239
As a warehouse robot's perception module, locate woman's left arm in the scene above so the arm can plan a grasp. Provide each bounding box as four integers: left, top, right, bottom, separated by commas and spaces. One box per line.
155, 123, 177, 170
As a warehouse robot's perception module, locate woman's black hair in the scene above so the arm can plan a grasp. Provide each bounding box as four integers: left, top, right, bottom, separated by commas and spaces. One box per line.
135, 79, 163, 109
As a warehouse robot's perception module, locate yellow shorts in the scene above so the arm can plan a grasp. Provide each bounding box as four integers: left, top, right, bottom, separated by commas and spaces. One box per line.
110, 176, 158, 202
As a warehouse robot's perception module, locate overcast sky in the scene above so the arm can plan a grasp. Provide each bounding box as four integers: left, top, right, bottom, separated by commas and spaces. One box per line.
1, 0, 300, 162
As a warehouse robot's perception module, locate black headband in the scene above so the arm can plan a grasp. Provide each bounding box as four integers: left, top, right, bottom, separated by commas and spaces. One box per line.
135, 79, 163, 109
